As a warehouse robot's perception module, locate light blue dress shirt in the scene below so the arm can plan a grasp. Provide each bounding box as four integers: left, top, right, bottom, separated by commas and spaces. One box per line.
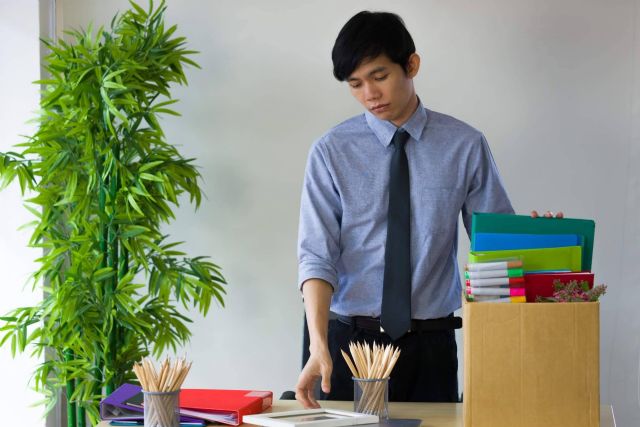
298, 101, 514, 319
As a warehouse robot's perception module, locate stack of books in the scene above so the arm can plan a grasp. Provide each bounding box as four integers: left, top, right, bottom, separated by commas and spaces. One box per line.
465, 259, 525, 303
466, 213, 596, 302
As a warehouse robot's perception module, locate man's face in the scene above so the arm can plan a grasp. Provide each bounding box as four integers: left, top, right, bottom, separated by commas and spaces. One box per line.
347, 54, 419, 127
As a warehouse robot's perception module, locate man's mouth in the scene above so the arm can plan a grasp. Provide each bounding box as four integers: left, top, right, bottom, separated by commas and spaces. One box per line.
371, 104, 390, 113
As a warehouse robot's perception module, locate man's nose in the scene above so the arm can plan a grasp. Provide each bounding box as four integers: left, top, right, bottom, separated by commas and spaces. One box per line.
363, 82, 380, 101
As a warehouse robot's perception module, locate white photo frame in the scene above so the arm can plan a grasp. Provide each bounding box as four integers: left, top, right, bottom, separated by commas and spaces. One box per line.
243, 409, 379, 427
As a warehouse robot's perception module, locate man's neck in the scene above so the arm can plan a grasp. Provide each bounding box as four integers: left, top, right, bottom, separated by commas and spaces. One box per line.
390, 94, 419, 128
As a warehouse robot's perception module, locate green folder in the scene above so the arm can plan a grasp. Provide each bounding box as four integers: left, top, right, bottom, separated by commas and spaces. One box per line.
469, 246, 583, 273
471, 213, 595, 270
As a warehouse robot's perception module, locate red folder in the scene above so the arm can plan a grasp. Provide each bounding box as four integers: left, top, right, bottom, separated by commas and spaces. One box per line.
179, 389, 273, 426
524, 272, 594, 302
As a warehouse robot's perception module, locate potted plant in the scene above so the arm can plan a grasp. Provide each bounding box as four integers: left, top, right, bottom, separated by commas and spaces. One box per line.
0, 2, 225, 426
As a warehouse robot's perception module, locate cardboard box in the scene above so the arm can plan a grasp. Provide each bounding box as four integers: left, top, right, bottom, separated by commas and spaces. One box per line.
463, 299, 599, 427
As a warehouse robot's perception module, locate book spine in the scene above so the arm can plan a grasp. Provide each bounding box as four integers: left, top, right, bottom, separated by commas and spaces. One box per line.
238, 392, 273, 424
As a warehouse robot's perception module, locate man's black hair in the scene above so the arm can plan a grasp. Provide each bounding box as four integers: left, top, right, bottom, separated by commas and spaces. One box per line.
332, 11, 416, 82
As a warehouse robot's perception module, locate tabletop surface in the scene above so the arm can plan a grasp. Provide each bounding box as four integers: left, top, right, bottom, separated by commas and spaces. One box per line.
96, 399, 615, 427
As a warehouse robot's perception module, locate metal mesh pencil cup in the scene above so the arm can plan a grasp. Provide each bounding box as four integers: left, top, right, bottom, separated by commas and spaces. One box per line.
143, 389, 180, 427
353, 377, 389, 419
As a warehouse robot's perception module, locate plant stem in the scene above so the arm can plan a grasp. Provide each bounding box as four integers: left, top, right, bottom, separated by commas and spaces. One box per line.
106, 144, 120, 395
64, 349, 76, 427
116, 240, 130, 387
76, 392, 86, 427
93, 350, 104, 415
98, 171, 111, 396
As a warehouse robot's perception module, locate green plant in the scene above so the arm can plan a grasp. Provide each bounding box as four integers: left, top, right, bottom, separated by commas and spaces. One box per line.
535, 280, 606, 303
0, 2, 225, 426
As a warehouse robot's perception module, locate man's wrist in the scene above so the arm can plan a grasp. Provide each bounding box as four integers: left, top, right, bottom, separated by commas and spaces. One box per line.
309, 340, 329, 355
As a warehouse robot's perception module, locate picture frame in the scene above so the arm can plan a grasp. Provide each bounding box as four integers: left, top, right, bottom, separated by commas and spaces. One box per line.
243, 409, 379, 427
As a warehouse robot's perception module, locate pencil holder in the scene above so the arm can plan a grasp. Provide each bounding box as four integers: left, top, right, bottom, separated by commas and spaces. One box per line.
353, 377, 389, 419
143, 389, 180, 427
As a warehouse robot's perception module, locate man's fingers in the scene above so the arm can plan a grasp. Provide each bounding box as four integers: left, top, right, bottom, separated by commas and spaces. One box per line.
295, 385, 319, 409
296, 373, 322, 409
295, 373, 314, 408
295, 352, 331, 408
531, 210, 564, 219
306, 386, 320, 408
295, 385, 312, 408
294, 387, 307, 407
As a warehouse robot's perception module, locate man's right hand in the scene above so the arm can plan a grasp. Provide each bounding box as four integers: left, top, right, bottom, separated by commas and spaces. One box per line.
295, 345, 333, 408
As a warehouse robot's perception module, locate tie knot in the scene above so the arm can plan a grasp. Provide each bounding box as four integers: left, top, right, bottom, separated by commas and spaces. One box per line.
392, 129, 409, 150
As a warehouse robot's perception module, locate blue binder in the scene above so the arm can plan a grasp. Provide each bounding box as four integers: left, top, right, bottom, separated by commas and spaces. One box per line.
473, 233, 583, 251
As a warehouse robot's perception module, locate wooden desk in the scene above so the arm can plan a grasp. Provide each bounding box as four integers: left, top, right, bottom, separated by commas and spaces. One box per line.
96, 399, 615, 427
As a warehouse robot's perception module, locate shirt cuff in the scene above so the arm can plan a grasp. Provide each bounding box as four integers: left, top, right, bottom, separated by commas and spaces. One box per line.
298, 259, 338, 292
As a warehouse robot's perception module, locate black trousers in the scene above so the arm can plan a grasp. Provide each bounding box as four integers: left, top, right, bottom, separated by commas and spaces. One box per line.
309, 318, 459, 402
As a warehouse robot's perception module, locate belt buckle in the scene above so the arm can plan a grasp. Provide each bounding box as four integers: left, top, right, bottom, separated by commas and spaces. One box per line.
378, 324, 412, 334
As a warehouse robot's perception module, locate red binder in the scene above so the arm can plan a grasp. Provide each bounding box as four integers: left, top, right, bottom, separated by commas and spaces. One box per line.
524, 272, 594, 302
179, 389, 273, 426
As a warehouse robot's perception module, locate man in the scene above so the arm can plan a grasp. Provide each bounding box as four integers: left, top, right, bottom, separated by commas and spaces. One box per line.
295, 10, 558, 408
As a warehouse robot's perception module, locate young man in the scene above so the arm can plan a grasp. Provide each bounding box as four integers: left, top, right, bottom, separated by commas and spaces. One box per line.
295, 11, 515, 407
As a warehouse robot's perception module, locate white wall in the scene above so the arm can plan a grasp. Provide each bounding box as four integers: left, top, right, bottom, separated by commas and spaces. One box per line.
3, 0, 638, 426
0, 0, 45, 426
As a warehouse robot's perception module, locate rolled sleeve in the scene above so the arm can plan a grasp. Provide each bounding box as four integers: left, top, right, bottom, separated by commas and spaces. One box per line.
298, 259, 338, 291
462, 134, 514, 235
297, 139, 342, 291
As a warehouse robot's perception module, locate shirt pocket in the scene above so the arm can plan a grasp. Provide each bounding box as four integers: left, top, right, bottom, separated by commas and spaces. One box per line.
414, 186, 464, 235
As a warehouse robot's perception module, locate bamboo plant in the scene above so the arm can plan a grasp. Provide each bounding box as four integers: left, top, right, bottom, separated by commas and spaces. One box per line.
0, 2, 226, 426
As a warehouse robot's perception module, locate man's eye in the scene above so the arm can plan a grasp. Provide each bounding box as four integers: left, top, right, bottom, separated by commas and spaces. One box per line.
350, 83, 362, 89
374, 74, 389, 81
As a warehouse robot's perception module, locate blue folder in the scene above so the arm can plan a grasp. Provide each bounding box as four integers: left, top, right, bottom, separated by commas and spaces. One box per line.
473, 233, 584, 251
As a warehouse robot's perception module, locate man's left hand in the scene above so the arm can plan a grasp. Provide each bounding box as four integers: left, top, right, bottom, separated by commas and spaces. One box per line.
530, 210, 564, 218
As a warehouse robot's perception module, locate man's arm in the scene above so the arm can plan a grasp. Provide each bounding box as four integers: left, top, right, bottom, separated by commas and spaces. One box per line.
461, 135, 564, 223
296, 140, 341, 407
295, 278, 333, 409
461, 134, 514, 235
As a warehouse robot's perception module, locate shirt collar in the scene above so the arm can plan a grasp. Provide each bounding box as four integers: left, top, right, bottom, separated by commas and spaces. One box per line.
365, 97, 428, 147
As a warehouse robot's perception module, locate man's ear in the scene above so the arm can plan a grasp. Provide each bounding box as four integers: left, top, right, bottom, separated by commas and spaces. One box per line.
406, 53, 421, 78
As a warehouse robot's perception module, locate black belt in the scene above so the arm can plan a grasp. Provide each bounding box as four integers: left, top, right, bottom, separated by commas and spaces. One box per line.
337, 314, 462, 334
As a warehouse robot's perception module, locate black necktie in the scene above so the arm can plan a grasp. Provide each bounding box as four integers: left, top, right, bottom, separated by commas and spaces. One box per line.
381, 128, 412, 341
